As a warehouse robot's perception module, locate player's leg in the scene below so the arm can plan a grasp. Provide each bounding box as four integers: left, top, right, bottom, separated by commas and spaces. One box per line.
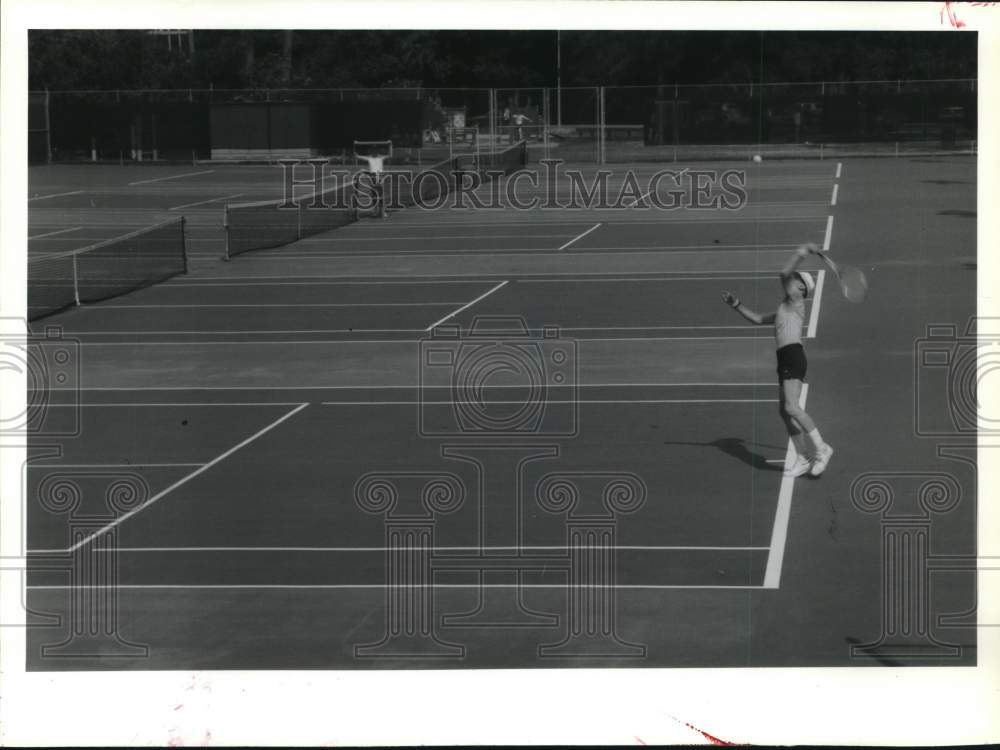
781, 378, 834, 475
778, 387, 811, 456
779, 384, 812, 477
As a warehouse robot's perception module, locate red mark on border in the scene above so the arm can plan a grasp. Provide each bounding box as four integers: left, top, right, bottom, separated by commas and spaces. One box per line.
634, 736, 647, 745
941, 1, 999, 27
667, 714, 738, 746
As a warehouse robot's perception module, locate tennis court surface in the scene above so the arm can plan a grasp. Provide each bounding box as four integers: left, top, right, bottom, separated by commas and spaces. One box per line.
22, 154, 977, 668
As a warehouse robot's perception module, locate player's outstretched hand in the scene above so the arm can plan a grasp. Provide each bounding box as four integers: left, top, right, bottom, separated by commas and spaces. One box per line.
722, 291, 740, 308
799, 242, 820, 255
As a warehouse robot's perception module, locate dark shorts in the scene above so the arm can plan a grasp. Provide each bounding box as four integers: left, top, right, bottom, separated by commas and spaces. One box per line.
776, 343, 808, 382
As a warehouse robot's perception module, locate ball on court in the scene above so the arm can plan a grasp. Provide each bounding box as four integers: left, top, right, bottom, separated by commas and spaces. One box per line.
752, 154, 762, 163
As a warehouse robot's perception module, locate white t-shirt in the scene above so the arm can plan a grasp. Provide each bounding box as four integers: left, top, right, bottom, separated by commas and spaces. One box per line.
358, 155, 386, 175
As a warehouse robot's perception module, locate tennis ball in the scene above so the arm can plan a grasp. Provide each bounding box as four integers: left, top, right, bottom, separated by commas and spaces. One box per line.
752, 154, 762, 163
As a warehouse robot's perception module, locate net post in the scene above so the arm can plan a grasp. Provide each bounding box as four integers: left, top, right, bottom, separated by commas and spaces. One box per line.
180, 217, 189, 275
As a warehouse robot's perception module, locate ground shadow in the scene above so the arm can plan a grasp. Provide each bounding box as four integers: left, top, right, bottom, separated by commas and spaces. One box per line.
661, 437, 783, 472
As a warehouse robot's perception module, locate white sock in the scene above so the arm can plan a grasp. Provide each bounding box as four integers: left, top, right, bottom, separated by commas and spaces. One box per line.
791, 432, 810, 457
808, 428, 826, 451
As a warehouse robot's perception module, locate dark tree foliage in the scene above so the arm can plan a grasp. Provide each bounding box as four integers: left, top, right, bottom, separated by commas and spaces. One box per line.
28, 30, 976, 91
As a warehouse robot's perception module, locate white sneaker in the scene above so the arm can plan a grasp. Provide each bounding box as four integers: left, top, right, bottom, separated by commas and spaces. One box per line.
810, 444, 834, 476
784, 454, 812, 478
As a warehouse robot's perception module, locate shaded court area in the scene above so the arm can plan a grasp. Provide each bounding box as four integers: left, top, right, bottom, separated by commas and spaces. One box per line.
21, 155, 978, 669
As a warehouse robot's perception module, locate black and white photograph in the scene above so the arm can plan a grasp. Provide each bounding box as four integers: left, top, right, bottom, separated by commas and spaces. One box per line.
1, 1, 998, 746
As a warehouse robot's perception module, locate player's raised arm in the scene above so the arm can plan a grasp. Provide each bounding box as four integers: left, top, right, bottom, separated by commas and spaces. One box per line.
722, 291, 774, 325
781, 242, 819, 281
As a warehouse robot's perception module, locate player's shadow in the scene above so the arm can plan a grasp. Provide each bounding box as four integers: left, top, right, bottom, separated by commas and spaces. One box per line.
662, 437, 782, 472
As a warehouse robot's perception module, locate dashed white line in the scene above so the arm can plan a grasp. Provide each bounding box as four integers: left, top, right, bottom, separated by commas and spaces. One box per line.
806, 270, 826, 339
831, 184, 839, 206
835, 162, 842, 179
823, 215, 834, 251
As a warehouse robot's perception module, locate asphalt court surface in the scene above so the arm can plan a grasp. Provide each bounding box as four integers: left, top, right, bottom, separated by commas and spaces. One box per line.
21, 155, 979, 668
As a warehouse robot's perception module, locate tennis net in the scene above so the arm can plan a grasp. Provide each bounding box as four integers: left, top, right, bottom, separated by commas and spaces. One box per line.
224, 145, 525, 259
483, 139, 528, 174
225, 180, 358, 259
28, 217, 188, 320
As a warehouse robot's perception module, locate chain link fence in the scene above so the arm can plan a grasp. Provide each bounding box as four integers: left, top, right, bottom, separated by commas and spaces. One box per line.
28, 80, 976, 166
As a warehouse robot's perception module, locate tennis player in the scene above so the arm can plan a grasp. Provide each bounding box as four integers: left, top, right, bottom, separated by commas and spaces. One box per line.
721, 242, 834, 477
356, 153, 388, 218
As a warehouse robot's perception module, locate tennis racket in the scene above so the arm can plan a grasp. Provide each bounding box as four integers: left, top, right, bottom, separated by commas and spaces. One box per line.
816, 251, 868, 303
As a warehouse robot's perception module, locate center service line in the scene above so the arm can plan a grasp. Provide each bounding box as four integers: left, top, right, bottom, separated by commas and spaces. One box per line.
823, 215, 834, 251
425, 280, 509, 331
558, 222, 602, 250
806, 270, 826, 339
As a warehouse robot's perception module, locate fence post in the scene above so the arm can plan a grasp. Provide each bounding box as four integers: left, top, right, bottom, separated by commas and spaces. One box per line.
489, 88, 496, 151
44, 88, 52, 164
542, 86, 550, 160
223, 205, 231, 261
180, 217, 188, 275
598, 86, 606, 165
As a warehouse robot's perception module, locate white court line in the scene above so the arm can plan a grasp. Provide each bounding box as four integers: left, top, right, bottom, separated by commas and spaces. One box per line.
28, 226, 84, 240
300, 234, 579, 242
64, 403, 309, 554
40, 402, 306, 407
558, 222, 602, 250
169, 193, 244, 211
168, 270, 805, 283
806, 270, 826, 339
128, 169, 215, 186
29, 545, 769, 553
29, 463, 203, 469
425, 280, 509, 330
823, 215, 834, 251
33, 382, 772, 391
322, 399, 777, 405
835, 162, 842, 179
27, 584, 765, 590
830, 184, 839, 206
98, 302, 466, 309
28, 190, 83, 202
517, 276, 775, 283
225, 246, 804, 259
56, 335, 777, 345
763, 382, 809, 589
